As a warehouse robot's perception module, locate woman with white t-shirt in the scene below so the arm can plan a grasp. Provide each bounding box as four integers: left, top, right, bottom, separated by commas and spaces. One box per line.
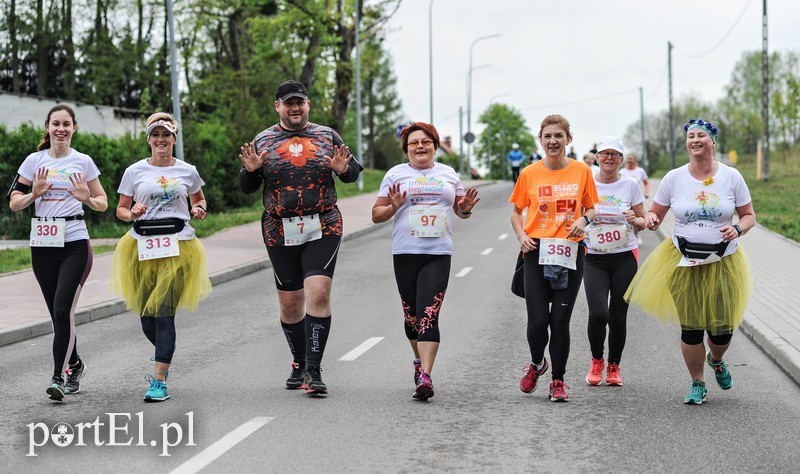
582, 136, 645, 387
112, 112, 212, 402
372, 122, 479, 401
625, 119, 755, 405
8, 104, 108, 401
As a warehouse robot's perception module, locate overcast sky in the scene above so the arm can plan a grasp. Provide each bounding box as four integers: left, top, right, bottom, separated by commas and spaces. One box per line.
384, 0, 799, 161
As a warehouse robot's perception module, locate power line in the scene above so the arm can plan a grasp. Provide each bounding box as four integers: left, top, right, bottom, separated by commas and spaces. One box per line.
648, 61, 668, 99
521, 88, 639, 111
674, 0, 754, 59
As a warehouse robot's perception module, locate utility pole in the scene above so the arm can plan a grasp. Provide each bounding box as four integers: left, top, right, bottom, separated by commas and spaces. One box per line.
355, 0, 363, 190
429, 0, 434, 124
668, 41, 675, 170
762, 0, 770, 180
639, 86, 648, 170
166, 0, 183, 160
458, 106, 464, 175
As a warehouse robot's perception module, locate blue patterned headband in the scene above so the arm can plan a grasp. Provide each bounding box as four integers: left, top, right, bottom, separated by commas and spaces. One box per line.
684, 118, 718, 143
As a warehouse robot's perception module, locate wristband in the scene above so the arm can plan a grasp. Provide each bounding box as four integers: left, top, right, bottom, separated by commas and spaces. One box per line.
194, 204, 206, 212
583, 215, 591, 225
461, 210, 471, 215
733, 224, 742, 236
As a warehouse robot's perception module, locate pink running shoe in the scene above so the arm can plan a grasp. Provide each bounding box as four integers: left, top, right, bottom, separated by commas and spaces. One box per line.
586, 358, 604, 386
548, 379, 570, 402
520, 358, 549, 394
413, 373, 434, 401
606, 363, 623, 386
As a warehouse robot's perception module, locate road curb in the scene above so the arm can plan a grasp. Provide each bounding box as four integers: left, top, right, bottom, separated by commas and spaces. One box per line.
0, 220, 392, 349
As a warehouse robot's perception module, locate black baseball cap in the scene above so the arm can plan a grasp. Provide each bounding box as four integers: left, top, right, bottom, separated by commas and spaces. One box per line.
276, 80, 309, 101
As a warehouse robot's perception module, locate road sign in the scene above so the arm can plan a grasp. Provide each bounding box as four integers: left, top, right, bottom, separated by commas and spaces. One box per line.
464, 132, 476, 144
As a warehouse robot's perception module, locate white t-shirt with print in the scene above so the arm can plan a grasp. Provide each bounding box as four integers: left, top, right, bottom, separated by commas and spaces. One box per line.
378, 163, 465, 255
586, 175, 644, 254
118, 159, 205, 240
620, 166, 648, 194
655, 163, 751, 257
17, 149, 101, 242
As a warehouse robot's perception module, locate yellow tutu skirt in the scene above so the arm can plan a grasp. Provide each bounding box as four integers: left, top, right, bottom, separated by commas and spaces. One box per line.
624, 238, 751, 334
112, 233, 212, 316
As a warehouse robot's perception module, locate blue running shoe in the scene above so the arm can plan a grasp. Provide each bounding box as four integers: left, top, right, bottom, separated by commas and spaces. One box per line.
144, 376, 170, 402
683, 380, 707, 405
47, 376, 65, 401
65, 359, 86, 394
706, 352, 732, 390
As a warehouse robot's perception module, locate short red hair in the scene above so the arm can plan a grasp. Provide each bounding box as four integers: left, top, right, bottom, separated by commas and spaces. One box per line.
400, 122, 440, 154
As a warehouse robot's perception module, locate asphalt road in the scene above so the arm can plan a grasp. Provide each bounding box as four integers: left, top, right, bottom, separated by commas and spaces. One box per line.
2, 182, 799, 472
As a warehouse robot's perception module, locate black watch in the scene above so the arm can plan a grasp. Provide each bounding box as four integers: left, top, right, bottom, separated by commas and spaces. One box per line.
583, 215, 591, 226
733, 224, 743, 236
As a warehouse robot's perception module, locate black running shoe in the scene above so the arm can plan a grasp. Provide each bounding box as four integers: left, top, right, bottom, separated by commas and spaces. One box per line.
304, 366, 327, 395
286, 362, 305, 390
65, 359, 86, 394
46, 376, 65, 401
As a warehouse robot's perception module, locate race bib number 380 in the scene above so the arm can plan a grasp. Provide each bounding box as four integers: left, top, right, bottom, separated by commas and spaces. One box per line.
587, 223, 629, 253
138, 234, 180, 261
538, 238, 578, 270
30, 218, 66, 247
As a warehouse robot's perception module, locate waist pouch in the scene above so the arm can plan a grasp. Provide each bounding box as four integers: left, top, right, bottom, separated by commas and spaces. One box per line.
134, 218, 185, 236
676, 236, 729, 259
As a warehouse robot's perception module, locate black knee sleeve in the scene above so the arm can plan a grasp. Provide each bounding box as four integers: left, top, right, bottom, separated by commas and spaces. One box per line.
681, 329, 704, 345
708, 332, 733, 346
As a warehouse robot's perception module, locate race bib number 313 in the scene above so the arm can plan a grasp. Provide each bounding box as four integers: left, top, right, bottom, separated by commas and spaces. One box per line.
30, 218, 66, 247
538, 238, 578, 270
138, 234, 180, 261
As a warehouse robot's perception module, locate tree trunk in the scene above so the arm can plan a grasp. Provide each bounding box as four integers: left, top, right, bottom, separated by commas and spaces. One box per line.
9, 0, 20, 93
36, 0, 47, 96
299, 32, 322, 88
62, 0, 75, 99
228, 10, 242, 70
330, 0, 357, 131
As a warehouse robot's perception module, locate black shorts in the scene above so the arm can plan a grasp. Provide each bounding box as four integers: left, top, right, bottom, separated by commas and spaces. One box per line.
266, 236, 341, 291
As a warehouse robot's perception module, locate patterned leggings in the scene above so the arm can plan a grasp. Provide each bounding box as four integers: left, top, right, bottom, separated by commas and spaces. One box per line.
393, 254, 451, 343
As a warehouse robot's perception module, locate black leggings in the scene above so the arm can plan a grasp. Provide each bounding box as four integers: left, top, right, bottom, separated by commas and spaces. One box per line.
31, 240, 93, 377
141, 316, 176, 364
584, 251, 638, 364
523, 248, 585, 380
266, 236, 340, 291
393, 254, 451, 343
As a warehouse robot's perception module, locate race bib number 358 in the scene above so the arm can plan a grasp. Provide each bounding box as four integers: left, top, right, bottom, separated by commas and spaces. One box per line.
538, 238, 578, 270
137, 234, 180, 261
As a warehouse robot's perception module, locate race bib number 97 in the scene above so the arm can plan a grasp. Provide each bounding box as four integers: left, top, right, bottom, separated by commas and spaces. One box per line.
409, 208, 446, 238
30, 218, 66, 247
538, 238, 578, 270
137, 234, 180, 261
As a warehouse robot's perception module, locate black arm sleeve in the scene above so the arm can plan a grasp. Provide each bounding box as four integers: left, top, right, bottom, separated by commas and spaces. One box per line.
239, 168, 263, 194
7, 174, 31, 199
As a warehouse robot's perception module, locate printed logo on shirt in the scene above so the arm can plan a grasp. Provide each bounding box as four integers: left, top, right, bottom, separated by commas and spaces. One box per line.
685, 190, 722, 223
41, 169, 73, 202
276, 137, 317, 167
145, 176, 181, 216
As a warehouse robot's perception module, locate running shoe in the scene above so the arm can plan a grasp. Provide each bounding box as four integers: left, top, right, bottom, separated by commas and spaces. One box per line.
143, 376, 170, 402
286, 362, 305, 390
605, 363, 623, 386
304, 366, 327, 395
413, 359, 423, 385
548, 379, 571, 402
46, 376, 65, 401
413, 372, 434, 401
520, 358, 549, 394
586, 358, 604, 386
706, 352, 732, 390
64, 359, 86, 394
683, 380, 707, 405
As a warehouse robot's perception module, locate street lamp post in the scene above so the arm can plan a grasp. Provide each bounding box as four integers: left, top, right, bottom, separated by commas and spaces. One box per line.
466, 34, 500, 171
429, 0, 434, 123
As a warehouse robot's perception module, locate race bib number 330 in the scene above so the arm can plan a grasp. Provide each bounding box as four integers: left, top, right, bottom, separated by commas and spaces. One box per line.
30, 218, 66, 247
538, 238, 578, 270
137, 234, 180, 261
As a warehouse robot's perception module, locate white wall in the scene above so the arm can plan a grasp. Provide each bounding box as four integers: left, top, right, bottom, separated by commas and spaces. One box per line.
0, 92, 144, 137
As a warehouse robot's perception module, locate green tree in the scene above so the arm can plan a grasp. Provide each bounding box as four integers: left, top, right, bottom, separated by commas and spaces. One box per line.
475, 104, 536, 179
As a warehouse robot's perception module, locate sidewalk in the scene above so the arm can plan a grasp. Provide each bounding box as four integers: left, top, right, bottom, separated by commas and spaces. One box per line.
646, 178, 800, 386
0, 180, 487, 347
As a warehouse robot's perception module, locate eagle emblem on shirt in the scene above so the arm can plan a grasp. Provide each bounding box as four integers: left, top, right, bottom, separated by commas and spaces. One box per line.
289, 142, 303, 157
277, 137, 317, 167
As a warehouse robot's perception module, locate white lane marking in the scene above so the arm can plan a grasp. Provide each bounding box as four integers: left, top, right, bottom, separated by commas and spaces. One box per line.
481, 248, 493, 256
169, 417, 274, 474
455, 267, 473, 278
498, 233, 508, 240
339, 337, 385, 361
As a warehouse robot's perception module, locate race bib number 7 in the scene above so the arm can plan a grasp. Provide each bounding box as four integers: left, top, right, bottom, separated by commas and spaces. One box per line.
30, 218, 66, 247
283, 214, 323, 246
539, 238, 578, 270
137, 234, 180, 261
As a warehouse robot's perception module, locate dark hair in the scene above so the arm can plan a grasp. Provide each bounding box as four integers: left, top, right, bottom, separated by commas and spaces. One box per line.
37, 104, 77, 151
400, 122, 440, 154
538, 114, 572, 140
